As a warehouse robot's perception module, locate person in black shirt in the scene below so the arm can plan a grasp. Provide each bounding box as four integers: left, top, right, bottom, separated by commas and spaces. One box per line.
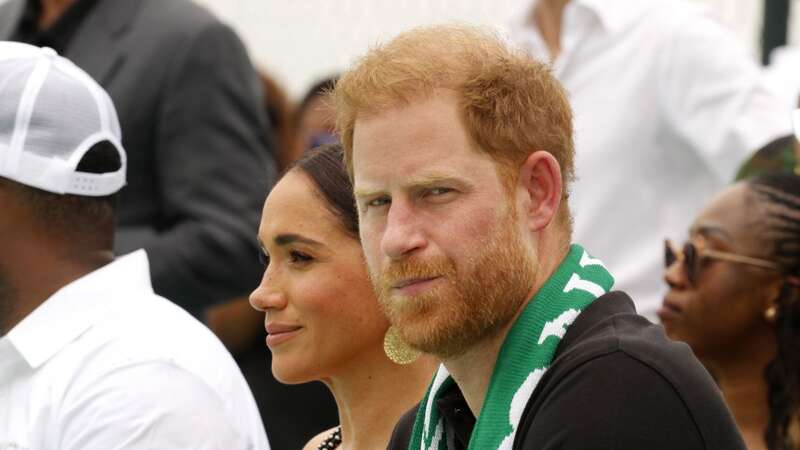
332, 24, 746, 450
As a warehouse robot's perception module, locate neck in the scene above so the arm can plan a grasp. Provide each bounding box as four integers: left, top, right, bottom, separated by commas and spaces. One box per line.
707, 333, 776, 450
1, 242, 113, 335
531, 0, 571, 60
323, 346, 437, 450
444, 238, 568, 417
38, 0, 78, 29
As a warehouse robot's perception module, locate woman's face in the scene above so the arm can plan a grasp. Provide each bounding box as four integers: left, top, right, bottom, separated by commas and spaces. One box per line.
249, 170, 389, 384
660, 183, 779, 362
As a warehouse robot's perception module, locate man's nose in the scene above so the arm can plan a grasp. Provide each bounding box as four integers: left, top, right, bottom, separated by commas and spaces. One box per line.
381, 200, 427, 260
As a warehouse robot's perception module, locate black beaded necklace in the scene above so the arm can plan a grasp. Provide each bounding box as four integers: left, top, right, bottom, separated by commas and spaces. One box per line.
316, 426, 342, 450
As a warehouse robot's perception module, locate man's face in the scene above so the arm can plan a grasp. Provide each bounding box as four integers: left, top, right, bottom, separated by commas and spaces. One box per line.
352, 90, 537, 359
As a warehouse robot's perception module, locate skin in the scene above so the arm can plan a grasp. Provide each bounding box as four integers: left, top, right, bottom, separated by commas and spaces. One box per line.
0, 263, 18, 335
661, 183, 782, 450
38, 0, 77, 29
530, 0, 572, 60
352, 89, 567, 417
249, 171, 436, 450
0, 182, 114, 335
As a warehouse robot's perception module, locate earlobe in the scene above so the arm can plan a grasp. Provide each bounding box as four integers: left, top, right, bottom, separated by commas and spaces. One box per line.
518, 151, 563, 232
763, 279, 790, 324
764, 305, 778, 323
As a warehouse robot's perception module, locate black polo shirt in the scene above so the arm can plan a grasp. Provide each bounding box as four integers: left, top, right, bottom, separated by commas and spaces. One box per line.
387, 291, 746, 450
10, 0, 99, 54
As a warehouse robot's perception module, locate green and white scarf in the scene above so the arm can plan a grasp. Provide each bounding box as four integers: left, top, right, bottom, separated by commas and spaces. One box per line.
408, 244, 614, 450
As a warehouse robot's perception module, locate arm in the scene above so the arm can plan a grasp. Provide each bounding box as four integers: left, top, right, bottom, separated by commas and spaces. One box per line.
116, 22, 277, 315
521, 352, 744, 450
57, 361, 254, 449
658, 7, 792, 183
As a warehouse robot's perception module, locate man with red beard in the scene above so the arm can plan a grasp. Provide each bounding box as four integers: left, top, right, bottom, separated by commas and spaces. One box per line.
334, 25, 747, 450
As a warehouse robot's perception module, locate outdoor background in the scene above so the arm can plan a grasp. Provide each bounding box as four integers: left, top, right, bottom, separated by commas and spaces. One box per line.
1, 0, 796, 98
190, 0, 800, 98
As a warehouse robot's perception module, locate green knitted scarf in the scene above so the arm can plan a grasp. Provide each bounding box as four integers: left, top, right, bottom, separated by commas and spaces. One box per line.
408, 244, 614, 450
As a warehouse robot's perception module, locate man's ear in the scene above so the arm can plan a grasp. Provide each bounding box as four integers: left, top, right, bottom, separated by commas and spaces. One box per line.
518, 151, 563, 233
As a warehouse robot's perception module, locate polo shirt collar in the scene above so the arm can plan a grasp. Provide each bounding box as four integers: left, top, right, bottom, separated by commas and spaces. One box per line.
511, 0, 650, 35
3, 250, 152, 369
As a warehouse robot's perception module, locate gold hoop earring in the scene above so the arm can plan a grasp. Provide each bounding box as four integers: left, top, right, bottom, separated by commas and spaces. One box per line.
764, 306, 778, 322
383, 326, 420, 365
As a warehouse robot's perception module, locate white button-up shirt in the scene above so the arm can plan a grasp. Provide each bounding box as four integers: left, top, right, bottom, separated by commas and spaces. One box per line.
0, 251, 270, 450
509, 0, 793, 316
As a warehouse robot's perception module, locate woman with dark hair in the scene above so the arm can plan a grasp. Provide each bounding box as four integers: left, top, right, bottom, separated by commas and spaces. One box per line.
660, 173, 800, 450
250, 143, 437, 450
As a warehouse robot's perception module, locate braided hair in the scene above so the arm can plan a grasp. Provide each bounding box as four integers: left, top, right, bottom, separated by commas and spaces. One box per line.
749, 174, 800, 450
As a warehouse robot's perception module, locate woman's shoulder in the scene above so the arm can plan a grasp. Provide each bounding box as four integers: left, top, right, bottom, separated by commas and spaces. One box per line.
303, 426, 341, 450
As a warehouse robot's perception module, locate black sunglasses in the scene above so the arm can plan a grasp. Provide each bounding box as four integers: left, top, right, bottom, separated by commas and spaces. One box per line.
664, 238, 780, 285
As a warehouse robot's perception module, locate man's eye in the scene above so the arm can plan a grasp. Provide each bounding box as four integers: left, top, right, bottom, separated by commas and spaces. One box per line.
289, 250, 313, 265
367, 196, 391, 208
425, 187, 456, 202
429, 187, 453, 196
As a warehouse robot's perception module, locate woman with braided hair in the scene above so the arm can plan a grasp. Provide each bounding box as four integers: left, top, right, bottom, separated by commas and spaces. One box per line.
660, 173, 800, 450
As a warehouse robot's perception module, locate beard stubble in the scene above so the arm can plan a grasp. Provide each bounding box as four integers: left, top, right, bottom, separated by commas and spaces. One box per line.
372, 210, 537, 359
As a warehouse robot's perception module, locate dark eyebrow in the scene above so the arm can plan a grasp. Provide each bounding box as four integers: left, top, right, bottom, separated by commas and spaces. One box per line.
273, 233, 322, 247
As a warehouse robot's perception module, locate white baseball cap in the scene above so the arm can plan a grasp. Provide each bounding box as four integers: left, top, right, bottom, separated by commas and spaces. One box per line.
0, 41, 126, 196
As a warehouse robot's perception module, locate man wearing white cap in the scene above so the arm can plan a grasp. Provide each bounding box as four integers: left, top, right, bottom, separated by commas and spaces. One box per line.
0, 42, 269, 449
0, 0, 277, 320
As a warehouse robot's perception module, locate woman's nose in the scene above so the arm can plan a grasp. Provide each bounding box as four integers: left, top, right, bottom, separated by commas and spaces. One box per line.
664, 258, 688, 290
249, 272, 288, 312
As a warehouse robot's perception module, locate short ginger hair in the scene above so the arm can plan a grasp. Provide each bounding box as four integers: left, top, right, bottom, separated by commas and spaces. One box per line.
333, 24, 575, 232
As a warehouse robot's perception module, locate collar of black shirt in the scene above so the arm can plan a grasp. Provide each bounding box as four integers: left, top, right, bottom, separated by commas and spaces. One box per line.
436, 382, 477, 450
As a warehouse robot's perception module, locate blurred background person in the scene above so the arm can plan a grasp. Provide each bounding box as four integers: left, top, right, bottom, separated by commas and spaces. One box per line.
186, 0, 799, 103
0, 42, 268, 449
765, 50, 800, 114
259, 70, 299, 171
249, 144, 437, 450
0, 0, 279, 319
509, 0, 794, 318
292, 76, 338, 160
661, 173, 800, 450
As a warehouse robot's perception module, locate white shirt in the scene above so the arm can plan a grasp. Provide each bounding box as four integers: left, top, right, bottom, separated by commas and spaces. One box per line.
0, 251, 270, 450
765, 46, 800, 111
509, 0, 793, 316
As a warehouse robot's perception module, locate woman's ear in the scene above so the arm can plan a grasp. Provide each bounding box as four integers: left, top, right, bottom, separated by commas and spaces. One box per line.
518, 151, 563, 233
